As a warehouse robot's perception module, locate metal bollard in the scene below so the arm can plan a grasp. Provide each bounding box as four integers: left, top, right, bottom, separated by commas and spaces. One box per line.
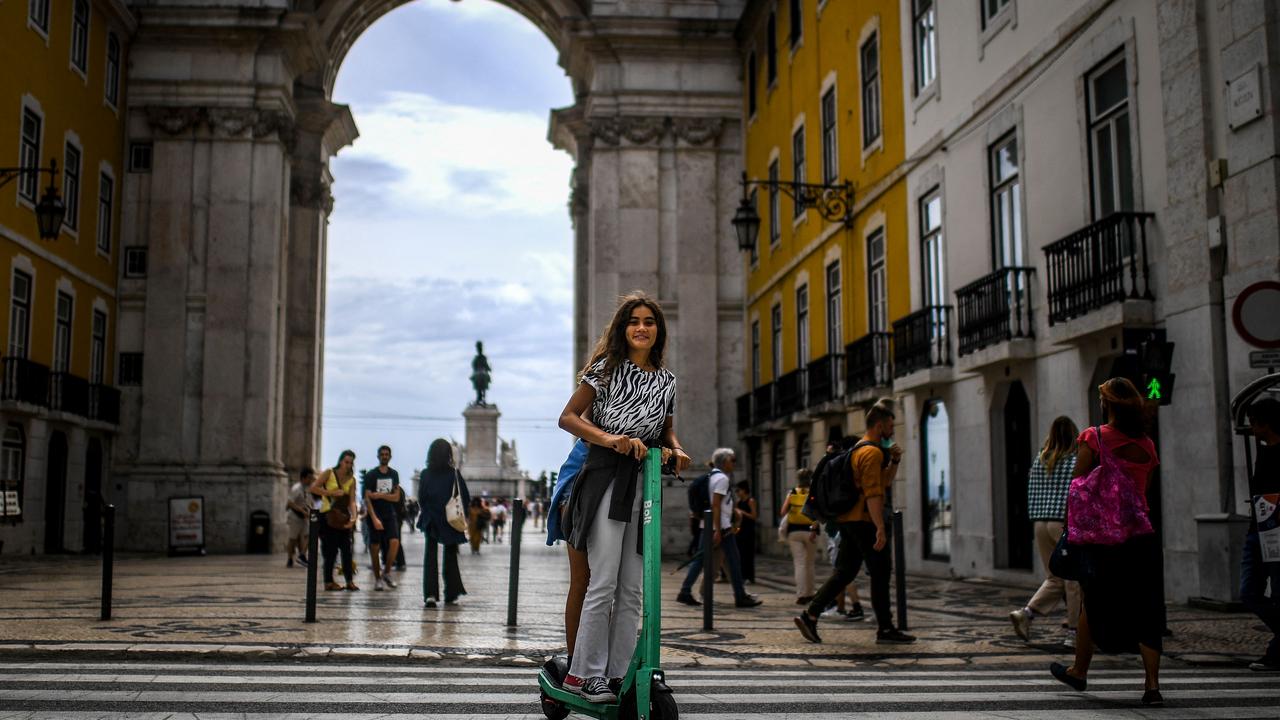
892, 510, 908, 631
506, 498, 525, 627
701, 508, 714, 631
304, 510, 319, 623
100, 504, 115, 621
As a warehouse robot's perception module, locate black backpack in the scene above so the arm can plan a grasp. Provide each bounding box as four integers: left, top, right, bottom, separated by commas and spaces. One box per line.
687, 471, 713, 514
804, 441, 888, 522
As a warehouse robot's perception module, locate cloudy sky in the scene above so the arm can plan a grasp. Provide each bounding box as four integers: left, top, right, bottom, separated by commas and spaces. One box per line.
321, 0, 577, 482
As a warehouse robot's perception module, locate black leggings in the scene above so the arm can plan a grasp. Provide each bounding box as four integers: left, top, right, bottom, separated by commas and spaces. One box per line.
320, 519, 353, 585
424, 536, 466, 602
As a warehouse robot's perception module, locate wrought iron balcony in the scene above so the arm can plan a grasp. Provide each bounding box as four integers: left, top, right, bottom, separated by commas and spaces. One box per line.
775, 369, 804, 417
1044, 211, 1155, 326
956, 266, 1036, 356
846, 332, 893, 393
1, 357, 50, 406
88, 384, 121, 424
49, 372, 90, 416
805, 353, 843, 407
892, 306, 952, 377
752, 382, 774, 426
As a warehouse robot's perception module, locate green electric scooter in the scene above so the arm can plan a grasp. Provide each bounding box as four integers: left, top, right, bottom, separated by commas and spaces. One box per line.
538, 448, 678, 720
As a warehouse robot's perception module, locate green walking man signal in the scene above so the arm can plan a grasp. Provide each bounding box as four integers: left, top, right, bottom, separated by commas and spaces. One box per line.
1146, 377, 1163, 401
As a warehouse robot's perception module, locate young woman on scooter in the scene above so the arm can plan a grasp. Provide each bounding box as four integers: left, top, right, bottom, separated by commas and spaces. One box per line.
557, 292, 692, 703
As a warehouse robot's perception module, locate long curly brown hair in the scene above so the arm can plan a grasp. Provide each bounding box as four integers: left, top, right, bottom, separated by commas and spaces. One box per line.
1099, 377, 1153, 438
578, 292, 667, 386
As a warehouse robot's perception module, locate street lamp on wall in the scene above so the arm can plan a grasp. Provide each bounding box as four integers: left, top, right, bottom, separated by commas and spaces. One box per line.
731, 171, 855, 252
0, 158, 66, 241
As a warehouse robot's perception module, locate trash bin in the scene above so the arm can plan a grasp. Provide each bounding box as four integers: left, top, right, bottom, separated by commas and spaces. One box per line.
248, 510, 271, 554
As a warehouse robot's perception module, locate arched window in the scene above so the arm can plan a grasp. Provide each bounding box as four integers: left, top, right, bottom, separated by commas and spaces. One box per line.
921, 400, 951, 559
1, 424, 25, 522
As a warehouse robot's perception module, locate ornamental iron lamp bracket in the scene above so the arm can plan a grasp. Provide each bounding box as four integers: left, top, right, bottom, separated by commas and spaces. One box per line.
731, 171, 854, 252
0, 158, 65, 241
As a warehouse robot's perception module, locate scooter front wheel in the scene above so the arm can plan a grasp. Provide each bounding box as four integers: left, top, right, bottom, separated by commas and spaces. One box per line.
540, 689, 570, 720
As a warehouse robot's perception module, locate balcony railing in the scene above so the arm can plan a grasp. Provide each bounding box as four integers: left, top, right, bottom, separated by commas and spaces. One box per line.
892, 306, 952, 377
775, 369, 804, 417
956, 266, 1036, 355
49, 372, 90, 416
88, 384, 121, 424
847, 332, 893, 393
752, 382, 774, 426
1044, 211, 1155, 326
1, 357, 50, 406
806, 353, 843, 407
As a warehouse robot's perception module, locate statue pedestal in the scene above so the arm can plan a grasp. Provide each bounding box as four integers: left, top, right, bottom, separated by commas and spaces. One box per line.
461, 404, 505, 496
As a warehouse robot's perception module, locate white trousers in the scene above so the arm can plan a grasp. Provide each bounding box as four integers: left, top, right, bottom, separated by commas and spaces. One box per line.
569, 479, 643, 679
787, 531, 817, 598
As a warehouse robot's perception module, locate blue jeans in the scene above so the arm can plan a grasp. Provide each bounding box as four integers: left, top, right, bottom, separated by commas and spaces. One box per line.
1241, 531, 1280, 658
680, 529, 750, 602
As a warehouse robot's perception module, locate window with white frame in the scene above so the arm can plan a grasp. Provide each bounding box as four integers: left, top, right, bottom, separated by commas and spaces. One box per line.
29, 0, 50, 34
97, 172, 114, 254
19, 108, 41, 203
751, 320, 761, 388
9, 271, 32, 359
796, 285, 809, 368
91, 309, 106, 383
0, 423, 24, 522
913, 0, 937, 93
789, 0, 802, 48
105, 33, 121, 107
982, 0, 1012, 28
748, 188, 759, 264
771, 303, 783, 380
867, 228, 888, 332
70, 0, 89, 73
123, 247, 147, 278
820, 87, 837, 185
825, 261, 841, 353
792, 125, 806, 218
766, 12, 778, 85
861, 32, 882, 146
747, 52, 758, 117
1086, 53, 1134, 220
63, 143, 81, 232
54, 292, 72, 373
920, 189, 946, 308
768, 160, 781, 246
989, 133, 1023, 267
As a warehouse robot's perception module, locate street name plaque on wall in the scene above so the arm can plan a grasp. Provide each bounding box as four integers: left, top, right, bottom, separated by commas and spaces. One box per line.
1234, 281, 1280, 349
1228, 64, 1264, 131
168, 496, 206, 556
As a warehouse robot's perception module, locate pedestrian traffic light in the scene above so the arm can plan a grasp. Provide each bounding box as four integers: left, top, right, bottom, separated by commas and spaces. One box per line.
1139, 335, 1175, 406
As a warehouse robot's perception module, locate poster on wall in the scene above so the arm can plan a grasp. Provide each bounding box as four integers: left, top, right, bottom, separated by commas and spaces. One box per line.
1, 491, 18, 516
1254, 493, 1280, 563
168, 496, 206, 556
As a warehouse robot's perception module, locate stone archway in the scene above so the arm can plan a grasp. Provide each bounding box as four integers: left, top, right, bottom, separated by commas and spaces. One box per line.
116, 0, 746, 552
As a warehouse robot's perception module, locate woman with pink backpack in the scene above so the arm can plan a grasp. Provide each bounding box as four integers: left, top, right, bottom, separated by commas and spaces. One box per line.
1049, 377, 1164, 707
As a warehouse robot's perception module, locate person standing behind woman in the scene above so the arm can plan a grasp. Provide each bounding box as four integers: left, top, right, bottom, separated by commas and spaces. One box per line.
558, 293, 692, 704
417, 438, 471, 608
310, 450, 359, 591
467, 498, 487, 555
1010, 416, 1082, 645
1049, 378, 1163, 706
781, 469, 819, 604
734, 481, 759, 584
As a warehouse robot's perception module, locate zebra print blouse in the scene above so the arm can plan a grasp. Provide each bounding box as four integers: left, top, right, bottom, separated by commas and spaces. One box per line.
582, 359, 676, 442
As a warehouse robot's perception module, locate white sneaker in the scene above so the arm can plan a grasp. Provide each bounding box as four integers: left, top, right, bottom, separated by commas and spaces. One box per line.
1009, 608, 1032, 641
374, 578, 385, 591
1063, 629, 1076, 648
383, 573, 397, 588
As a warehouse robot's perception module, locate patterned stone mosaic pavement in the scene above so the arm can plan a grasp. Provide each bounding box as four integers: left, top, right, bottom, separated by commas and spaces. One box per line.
0, 525, 1267, 670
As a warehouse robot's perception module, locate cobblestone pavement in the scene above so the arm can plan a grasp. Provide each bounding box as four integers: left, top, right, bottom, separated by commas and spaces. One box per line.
0, 523, 1267, 670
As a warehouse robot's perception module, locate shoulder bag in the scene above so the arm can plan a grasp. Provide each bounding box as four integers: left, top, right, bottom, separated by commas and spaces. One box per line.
1066, 426, 1154, 545
445, 470, 469, 533
324, 470, 352, 530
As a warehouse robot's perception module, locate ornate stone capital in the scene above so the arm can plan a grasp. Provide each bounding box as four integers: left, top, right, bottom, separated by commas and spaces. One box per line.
142, 105, 297, 152
588, 116, 669, 146
145, 105, 205, 135
206, 107, 257, 137
290, 175, 334, 214
672, 117, 724, 146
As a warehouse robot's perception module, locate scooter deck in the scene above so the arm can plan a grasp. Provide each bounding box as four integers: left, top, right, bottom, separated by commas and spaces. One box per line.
538, 669, 625, 720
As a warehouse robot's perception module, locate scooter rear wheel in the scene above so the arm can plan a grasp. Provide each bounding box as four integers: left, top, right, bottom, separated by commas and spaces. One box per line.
540, 689, 570, 720
650, 690, 678, 720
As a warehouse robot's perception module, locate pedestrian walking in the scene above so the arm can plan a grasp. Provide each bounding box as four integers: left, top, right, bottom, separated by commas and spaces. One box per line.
363, 445, 402, 591
476, 499, 491, 545
735, 480, 759, 584
310, 450, 359, 591
284, 467, 313, 568
557, 292, 692, 703
492, 500, 508, 543
794, 400, 912, 645
1241, 397, 1280, 671
547, 438, 590, 661
417, 438, 470, 608
467, 498, 488, 554
780, 469, 819, 604
675, 448, 763, 608
1010, 416, 1082, 645
1049, 378, 1164, 706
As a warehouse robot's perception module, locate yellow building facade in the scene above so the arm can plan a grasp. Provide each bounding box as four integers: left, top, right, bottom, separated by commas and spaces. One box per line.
737, 0, 910, 504
0, 0, 133, 554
